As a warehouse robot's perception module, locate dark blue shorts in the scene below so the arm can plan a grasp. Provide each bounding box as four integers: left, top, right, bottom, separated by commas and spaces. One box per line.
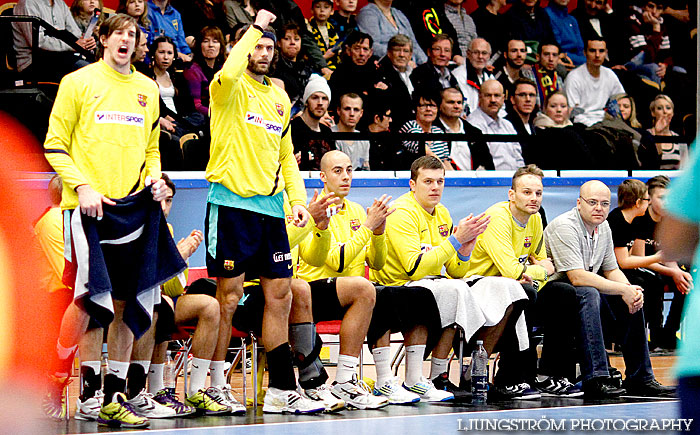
205, 203, 293, 279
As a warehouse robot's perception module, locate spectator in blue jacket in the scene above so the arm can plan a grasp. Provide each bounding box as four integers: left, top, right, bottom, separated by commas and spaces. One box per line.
147, 0, 192, 62
545, 0, 585, 67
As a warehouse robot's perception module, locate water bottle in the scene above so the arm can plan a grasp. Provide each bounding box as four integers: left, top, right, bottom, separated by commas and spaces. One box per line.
100, 343, 109, 384
164, 351, 176, 392
470, 340, 488, 404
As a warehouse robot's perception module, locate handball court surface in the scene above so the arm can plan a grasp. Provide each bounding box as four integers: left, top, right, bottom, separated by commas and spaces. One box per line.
50, 354, 681, 434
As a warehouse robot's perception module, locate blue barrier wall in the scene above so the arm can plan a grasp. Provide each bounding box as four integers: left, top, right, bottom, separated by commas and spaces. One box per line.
159, 170, 678, 268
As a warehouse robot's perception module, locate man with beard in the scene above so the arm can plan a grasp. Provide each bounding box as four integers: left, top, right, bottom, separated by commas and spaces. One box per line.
467, 80, 524, 170
291, 76, 335, 171
495, 39, 528, 98
205, 10, 323, 414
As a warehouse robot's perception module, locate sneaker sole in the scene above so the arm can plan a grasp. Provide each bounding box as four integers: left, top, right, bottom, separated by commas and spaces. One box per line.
540, 391, 585, 398
74, 412, 99, 421
421, 395, 454, 402
345, 400, 390, 410
97, 417, 150, 428
262, 405, 325, 414
513, 394, 542, 400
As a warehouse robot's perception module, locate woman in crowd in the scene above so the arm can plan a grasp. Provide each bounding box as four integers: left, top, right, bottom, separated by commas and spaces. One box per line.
70, 0, 105, 37
529, 92, 594, 169
398, 89, 452, 170
603, 93, 659, 169
648, 94, 687, 170
356, 0, 427, 64
184, 26, 227, 117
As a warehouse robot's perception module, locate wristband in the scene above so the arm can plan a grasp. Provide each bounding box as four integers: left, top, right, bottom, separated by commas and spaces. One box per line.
252, 24, 264, 33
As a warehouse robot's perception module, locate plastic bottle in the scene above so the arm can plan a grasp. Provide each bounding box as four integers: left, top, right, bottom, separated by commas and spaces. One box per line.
100, 343, 109, 384
164, 350, 176, 392
470, 340, 488, 404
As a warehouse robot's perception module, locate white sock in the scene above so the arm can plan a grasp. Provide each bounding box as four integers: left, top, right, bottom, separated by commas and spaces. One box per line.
372, 347, 392, 385
335, 354, 359, 384
429, 356, 449, 380
189, 357, 211, 396
405, 345, 426, 386
209, 360, 226, 387
108, 360, 129, 380
148, 364, 164, 394
56, 342, 77, 360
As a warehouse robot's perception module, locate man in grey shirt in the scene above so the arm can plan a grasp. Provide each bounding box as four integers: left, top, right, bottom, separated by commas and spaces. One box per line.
332, 93, 371, 170
13, 0, 96, 79
544, 180, 675, 398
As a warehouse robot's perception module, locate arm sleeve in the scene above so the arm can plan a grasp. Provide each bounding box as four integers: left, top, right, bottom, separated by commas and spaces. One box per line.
325, 225, 372, 273
162, 269, 188, 297
601, 231, 620, 272
173, 13, 192, 55
21, 1, 75, 52
357, 7, 388, 59
145, 86, 161, 179
666, 149, 700, 223
366, 233, 388, 270
565, 74, 582, 109
210, 26, 262, 100
184, 67, 208, 116
385, 209, 457, 280
445, 249, 470, 278
44, 78, 90, 190
297, 226, 332, 267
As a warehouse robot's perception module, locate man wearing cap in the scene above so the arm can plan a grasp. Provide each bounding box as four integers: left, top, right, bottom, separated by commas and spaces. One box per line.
291, 75, 335, 171
205, 10, 323, 414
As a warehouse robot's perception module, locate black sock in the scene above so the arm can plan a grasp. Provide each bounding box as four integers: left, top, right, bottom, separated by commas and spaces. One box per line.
266, 343, 297, 391
103, 374, 127, 404
126, 364, 148, 399
80, 366, 101, 401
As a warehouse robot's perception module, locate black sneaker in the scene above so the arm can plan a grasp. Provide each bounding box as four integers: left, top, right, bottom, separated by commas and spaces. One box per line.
534, 377, 584, 397
432, 372, 471, 400
622, 379, 676, 397
490, 382, 541, 401
583, 377, 625, 399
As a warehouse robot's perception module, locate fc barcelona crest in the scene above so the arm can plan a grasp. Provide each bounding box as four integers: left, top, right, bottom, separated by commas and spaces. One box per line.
224, 260, 235, 270
275, 103, 284, 116
438, 224, 449, 237
350, 218, 361, 231
137, 94, 147, 107
524, 236, 531, 248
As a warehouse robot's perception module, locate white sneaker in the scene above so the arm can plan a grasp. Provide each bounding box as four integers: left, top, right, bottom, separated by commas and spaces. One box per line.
126, 389, 177, 418
214, 384, 247, 415
332, 375, 389, 410
303, 384, 345, 412
372, 377, 420, 404
75, 390, 104, 421
262, 387, 325, 414
403, 377, 454, 402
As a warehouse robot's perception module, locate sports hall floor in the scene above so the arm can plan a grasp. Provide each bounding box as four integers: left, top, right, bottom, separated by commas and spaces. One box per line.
48, 354, 682, 434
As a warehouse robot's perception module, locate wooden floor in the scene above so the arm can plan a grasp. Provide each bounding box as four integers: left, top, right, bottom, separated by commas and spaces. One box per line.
63, 353, 678, 415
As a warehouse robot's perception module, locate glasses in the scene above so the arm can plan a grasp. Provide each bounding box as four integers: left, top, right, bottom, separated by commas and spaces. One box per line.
418, 103, 437, 108
641, 197, 651, 202
515, 93, 537, 99
469, 50, 491, 57
579, 196, 611, 208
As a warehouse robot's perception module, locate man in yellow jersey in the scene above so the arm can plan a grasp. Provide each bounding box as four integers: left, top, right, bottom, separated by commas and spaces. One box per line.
204, 9, 321, 414
43, 14, 174, 428
370, 156, 529, 399
466, 165, 583, 399
290, 150, 392, 410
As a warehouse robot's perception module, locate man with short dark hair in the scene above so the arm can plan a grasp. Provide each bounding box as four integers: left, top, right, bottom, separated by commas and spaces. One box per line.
333, 93, 371, 170
436, 87, 494, 171
204, 10, 322, 414
467, 80, 524, 170
572, 0, 626, 67
371, 155, 530, 399
632, 175, 690, 351
410, 34, 459, 96
521, 41, 565, 109
328, 31, 383, 111
565, 38, 625, 126
495, 39, 528, 98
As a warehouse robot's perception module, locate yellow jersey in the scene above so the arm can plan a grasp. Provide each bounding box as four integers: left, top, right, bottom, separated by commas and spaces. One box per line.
44, 60, 161, 210
370, 192, 468, 286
